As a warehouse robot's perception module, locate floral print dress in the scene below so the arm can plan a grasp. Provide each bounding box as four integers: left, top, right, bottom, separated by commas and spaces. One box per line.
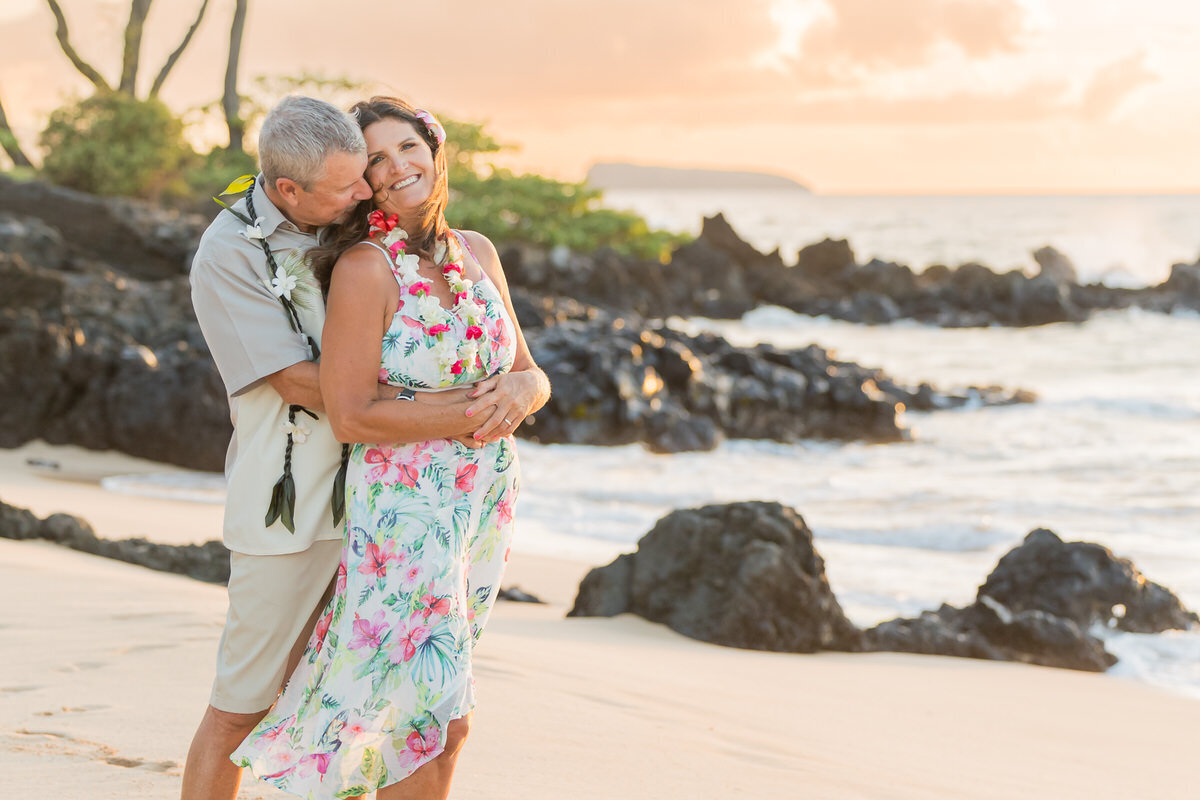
232, 232, 519, 798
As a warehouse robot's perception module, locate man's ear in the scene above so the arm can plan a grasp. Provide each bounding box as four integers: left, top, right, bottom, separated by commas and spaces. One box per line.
274, 177, 303, 207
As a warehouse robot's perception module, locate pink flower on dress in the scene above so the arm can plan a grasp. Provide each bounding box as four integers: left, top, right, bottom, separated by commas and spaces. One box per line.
262, 740, 302, 778
336, 560, 348, 593
409, 281, 432, 296
455, 463, 477, 492
427, 323, 451, 336
496, 494, 515, 523
405, 727, 440, 760
358, 540, 398, 579
420, 592, 452, 620
390, 615, 432, 663
394, 449, 429, 488
465, 325, 483, 340
364, 447, 402, 485
310, 609, 333, 651
450, 359, 466, 375
297, 752, 332, 778
400, 562, 426, 593
379, 367, 390, 382
349, 610, 389, 652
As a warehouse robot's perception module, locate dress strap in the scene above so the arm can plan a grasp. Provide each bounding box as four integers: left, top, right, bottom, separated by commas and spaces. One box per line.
357, 239, 393, 265
452, 230, 479, 267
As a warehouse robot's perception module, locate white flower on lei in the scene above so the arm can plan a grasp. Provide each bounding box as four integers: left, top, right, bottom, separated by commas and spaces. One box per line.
241, 216, 266, 240
432, 336, 459, 365
280, 419, 312, 444
394, 251, 421, 281
260, 249, 319, 310
268, 265, 298, 300
416, 294, 446, 325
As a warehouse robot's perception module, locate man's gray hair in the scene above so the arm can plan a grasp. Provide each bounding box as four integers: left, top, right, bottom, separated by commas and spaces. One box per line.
258, 95, 365, 189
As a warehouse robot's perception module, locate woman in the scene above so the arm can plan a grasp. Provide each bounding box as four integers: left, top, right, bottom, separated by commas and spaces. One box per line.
232, 96, 550, 799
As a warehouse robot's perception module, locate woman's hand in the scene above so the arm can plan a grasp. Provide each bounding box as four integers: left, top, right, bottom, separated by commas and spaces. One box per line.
465, 371, 541, 443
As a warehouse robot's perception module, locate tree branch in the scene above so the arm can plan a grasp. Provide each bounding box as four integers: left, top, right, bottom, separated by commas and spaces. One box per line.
149, 0, 210, 98
0, 92, 34, 168
118, 0, 154, 95
44, 0, 112, 92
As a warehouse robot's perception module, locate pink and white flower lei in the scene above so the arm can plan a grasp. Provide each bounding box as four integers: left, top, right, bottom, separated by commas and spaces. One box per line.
368, 211, 487, 371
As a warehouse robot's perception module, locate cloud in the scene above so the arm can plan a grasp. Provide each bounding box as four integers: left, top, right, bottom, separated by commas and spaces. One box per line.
786, 0, 1029, 72
1079, 50, 1157, 120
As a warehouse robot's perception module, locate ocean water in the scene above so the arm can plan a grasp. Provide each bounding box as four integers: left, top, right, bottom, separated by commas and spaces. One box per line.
106, 192, 1200, 699
602, 189, 1200, 287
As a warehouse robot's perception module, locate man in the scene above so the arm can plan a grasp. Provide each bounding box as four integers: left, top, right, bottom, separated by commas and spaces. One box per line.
181, 95, 376, 799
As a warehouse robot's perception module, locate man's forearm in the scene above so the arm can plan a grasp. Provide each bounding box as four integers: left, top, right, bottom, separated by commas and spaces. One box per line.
265, 361, 324, 411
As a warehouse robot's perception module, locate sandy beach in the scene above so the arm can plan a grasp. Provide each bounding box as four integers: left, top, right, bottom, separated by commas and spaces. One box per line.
1, 442, 1196, 799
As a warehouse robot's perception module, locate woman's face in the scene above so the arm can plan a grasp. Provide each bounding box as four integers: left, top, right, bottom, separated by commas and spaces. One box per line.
363, 117, 436, 220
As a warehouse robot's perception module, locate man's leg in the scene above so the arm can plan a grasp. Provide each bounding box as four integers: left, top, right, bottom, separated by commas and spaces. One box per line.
179, 541, 342, 800
180, 705, 269, 800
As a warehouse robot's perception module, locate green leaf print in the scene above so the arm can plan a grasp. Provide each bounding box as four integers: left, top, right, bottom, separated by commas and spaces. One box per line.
336, 786, 370, 799
434, 522, 451, 550
360, 747, 384, 784
403, 336, 420, 357
411, 627, 459, 685
493, 439, 514, 472
425, 461, 450, 490
451, 497, 472, 541
477, 479, 504, 529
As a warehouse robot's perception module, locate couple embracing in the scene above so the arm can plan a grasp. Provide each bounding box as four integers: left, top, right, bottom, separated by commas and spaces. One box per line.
183, 95, 550, 799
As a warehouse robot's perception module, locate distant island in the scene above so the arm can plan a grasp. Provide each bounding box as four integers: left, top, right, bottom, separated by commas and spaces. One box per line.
586, 162, 810, 192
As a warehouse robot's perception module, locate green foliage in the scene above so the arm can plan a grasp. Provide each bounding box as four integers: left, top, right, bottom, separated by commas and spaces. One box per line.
446, 168, 685, 260
181, 145, 257, 201
38, 92, 194, 199
442, 118, 687, 260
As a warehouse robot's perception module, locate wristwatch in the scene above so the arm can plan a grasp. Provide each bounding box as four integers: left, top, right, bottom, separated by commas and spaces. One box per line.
395, 387, 416, 402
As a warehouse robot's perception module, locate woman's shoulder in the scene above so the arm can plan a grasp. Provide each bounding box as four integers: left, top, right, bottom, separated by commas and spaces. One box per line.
329, 241, 395, 288
455, 229, 502, 279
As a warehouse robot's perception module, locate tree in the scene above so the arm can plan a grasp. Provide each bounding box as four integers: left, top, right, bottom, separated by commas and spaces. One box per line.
43, 0, 211, 99
222, 0, 248, 152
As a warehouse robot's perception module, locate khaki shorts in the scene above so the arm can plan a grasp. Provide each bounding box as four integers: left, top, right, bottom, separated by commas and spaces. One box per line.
210, 540, 343, 714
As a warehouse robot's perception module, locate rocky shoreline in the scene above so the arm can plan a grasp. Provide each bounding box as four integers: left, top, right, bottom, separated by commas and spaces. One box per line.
570, 502, 1199, 673
6, 492, 1191, 675
0, 177, 1040, 468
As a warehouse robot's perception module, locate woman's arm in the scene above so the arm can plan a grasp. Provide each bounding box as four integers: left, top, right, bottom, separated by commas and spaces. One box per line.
320, 245, 490, 444
461, 231, 551, 442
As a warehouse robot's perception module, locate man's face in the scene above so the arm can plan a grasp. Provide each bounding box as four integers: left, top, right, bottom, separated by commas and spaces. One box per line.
287, 151, 372, 229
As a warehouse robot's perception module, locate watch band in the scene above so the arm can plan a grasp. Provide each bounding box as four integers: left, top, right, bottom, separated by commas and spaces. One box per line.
395, 387, 416, 402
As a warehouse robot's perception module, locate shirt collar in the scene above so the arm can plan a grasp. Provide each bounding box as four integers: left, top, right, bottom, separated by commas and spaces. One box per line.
248, 175, 297, 239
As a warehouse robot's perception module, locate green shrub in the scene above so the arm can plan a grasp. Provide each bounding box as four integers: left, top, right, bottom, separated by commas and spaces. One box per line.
441, 116, 687, 260
39, 93, 194, 199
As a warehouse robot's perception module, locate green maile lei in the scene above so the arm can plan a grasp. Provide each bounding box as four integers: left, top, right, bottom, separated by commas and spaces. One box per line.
214, 175, 350, 533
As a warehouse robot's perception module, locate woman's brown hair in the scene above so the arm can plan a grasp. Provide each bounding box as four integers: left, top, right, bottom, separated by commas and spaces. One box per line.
308, 96, 450, 295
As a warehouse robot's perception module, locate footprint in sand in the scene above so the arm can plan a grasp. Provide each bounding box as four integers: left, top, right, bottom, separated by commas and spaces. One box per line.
56, 661, 107, 673
110, 643, 176, 655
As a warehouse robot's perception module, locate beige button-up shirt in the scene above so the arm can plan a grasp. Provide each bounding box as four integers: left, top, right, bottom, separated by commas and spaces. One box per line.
190, 181, 343, 555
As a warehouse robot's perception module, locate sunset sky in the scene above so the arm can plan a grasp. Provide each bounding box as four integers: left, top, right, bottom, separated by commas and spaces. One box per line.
1, 0, 1198, 194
